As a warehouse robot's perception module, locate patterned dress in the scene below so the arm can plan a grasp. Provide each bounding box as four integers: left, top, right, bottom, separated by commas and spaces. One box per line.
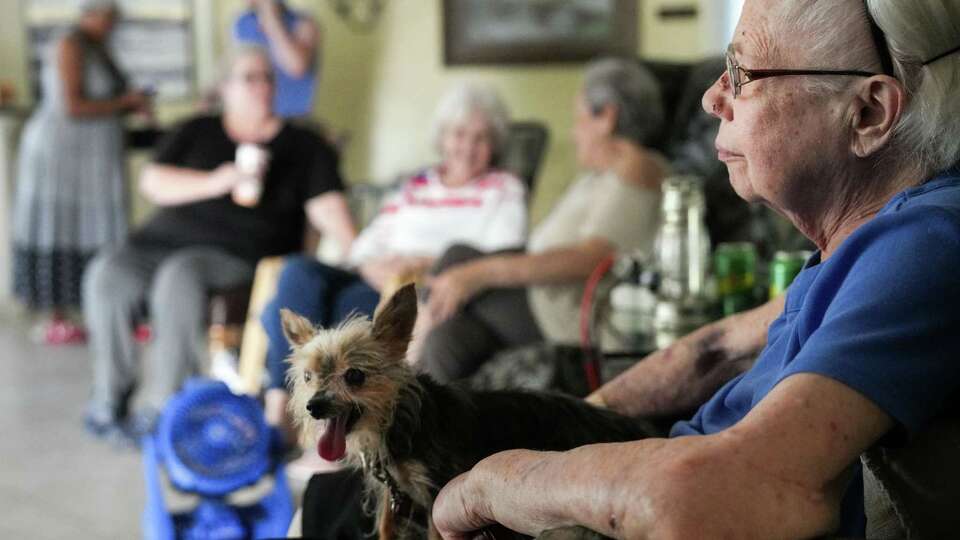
12, 30, 129, 310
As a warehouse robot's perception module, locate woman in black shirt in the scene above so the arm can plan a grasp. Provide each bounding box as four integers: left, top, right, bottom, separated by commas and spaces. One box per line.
82, 46, 356, 441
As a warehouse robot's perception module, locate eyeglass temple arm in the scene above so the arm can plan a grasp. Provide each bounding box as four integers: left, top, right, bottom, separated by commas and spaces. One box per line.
743, 67, 879, 82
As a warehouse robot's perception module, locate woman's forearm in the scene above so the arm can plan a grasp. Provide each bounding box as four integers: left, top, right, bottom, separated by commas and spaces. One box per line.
65, 96, 131, 118
258, 7, 315, 77
438, 372, 872, 540
139, 164, 229, 206
479, 238, 615, 289
446, 440, 681, 539
596, 295, 784, 418
305, 192, 358, 257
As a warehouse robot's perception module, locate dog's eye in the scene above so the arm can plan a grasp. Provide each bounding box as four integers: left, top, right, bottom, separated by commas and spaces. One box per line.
303, 371, 313, 383
343, 368, 365, 387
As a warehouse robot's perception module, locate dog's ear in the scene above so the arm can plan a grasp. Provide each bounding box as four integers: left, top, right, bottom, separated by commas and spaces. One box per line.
280, 308, 315, 348
372, 283, 418, 361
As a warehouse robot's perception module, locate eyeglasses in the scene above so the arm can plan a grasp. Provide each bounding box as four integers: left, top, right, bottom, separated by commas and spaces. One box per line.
724, 45, 879, 99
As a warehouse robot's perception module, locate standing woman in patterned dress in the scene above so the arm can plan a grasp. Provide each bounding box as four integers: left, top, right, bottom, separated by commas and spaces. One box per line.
12, 0, 150, 344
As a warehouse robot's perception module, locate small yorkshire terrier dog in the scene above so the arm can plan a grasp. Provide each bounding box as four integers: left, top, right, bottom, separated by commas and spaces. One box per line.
282, 284, 655, 539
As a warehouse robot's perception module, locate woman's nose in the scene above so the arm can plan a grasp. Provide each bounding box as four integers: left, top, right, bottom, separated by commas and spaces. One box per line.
702, 74, 731, 121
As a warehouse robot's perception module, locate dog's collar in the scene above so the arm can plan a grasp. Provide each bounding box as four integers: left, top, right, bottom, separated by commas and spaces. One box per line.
362, 453, 428, 525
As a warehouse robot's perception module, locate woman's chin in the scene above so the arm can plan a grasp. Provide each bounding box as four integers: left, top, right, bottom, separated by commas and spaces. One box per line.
445, 163, 487, 183
728, 171, 760, 203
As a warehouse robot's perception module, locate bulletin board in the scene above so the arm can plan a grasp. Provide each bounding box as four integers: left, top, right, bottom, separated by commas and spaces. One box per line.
24, 0, 195, 101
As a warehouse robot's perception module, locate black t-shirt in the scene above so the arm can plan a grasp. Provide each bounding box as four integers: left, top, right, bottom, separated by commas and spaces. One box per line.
130, 116, 343, 263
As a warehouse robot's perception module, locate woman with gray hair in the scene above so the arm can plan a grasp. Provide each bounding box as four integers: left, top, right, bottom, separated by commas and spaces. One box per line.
415, 58, 667, 382
12, 0, 150, 344
434, 1, 960, 538
258, 81, 527, 449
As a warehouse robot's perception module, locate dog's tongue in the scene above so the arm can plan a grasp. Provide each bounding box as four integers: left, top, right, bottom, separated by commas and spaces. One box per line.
318, 413, 348, 461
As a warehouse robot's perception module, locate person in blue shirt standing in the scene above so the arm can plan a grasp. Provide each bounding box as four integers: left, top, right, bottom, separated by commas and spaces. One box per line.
234, 0, 319, 118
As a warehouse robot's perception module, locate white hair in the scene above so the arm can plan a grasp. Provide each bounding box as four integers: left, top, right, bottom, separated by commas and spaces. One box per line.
582, 58, 664, 146
430, 82, 511, 160
871, 0, 960, 175
772, 0, 960, 176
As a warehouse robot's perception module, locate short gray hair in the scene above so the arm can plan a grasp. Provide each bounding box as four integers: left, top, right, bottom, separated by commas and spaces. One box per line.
772, 0, 960, 176
79, 0, 118, 14
217, 44, 273, 84
582, 58, 664, 146
430, 82, 511, 159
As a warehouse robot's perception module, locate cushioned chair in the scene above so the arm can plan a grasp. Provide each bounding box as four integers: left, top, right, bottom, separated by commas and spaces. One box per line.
859, 398, 960, 538
501, 121, 550, 194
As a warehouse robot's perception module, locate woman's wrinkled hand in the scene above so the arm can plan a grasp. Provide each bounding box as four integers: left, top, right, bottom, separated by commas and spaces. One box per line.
358, 256, 433, 292
426, 264, 487, 322
433, 450, 558, 540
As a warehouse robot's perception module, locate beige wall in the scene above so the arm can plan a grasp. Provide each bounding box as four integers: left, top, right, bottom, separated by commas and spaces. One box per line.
0, 0, 714, 223
0, 0, 30, 108
288, 0, 709, 222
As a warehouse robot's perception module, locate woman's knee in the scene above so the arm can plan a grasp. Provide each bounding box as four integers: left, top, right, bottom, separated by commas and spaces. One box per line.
260, 295, 285, 342
152, 253, 204, 296
83, 247, 143, 305
431, 244, 486, 275
418, 320, 483, 382
277, 255, 327, 291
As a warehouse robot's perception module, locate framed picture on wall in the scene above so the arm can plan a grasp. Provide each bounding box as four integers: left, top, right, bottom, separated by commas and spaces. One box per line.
443, 0, 638, 65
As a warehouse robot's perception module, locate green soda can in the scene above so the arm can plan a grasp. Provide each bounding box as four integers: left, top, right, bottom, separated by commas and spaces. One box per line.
714, 242, 757, 316
769, 251, 811, 298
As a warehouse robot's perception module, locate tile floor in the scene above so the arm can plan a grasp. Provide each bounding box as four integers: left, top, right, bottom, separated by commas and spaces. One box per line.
0, 310, 145, 539
0, 309, 308, 539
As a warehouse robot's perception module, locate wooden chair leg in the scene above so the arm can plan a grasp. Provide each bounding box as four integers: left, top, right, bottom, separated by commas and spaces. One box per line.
237, 257, 286, 395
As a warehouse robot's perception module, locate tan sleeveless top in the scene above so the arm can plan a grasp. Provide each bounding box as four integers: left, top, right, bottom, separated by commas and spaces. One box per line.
528, 169, 663, 344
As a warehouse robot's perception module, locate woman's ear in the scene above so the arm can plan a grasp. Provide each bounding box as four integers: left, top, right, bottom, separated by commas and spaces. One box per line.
595, 103, 619, 136
849, 76, 906, 158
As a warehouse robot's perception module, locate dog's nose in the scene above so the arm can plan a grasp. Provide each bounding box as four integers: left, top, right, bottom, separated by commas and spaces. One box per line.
306, 395, 333, 419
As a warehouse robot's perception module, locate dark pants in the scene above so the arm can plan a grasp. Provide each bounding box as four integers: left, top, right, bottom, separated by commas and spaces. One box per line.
418, 244, 543, 383
300, 469, 375, 539
261, 256, 380, 390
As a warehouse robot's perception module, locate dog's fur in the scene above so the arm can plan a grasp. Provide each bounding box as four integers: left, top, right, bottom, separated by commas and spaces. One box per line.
282, 284, 656, 539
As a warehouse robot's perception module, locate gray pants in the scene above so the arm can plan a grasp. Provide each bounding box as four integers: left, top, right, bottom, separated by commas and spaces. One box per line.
418, 244, 542, 383
82, 243, 254, 419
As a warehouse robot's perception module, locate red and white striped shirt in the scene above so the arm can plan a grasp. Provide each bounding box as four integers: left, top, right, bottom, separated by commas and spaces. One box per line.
348, 168, 527, 266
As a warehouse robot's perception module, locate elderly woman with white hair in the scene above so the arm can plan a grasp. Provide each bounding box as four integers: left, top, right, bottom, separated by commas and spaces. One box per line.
12, 0, 150, 344
415, 58, 667, 382
433, 0, 960, 538
259, 82, 527, 439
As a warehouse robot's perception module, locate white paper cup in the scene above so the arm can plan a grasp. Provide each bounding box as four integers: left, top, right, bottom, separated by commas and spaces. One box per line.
232, 177, 263, 207
233, 143, 270, 207
235, 143, 270, 176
